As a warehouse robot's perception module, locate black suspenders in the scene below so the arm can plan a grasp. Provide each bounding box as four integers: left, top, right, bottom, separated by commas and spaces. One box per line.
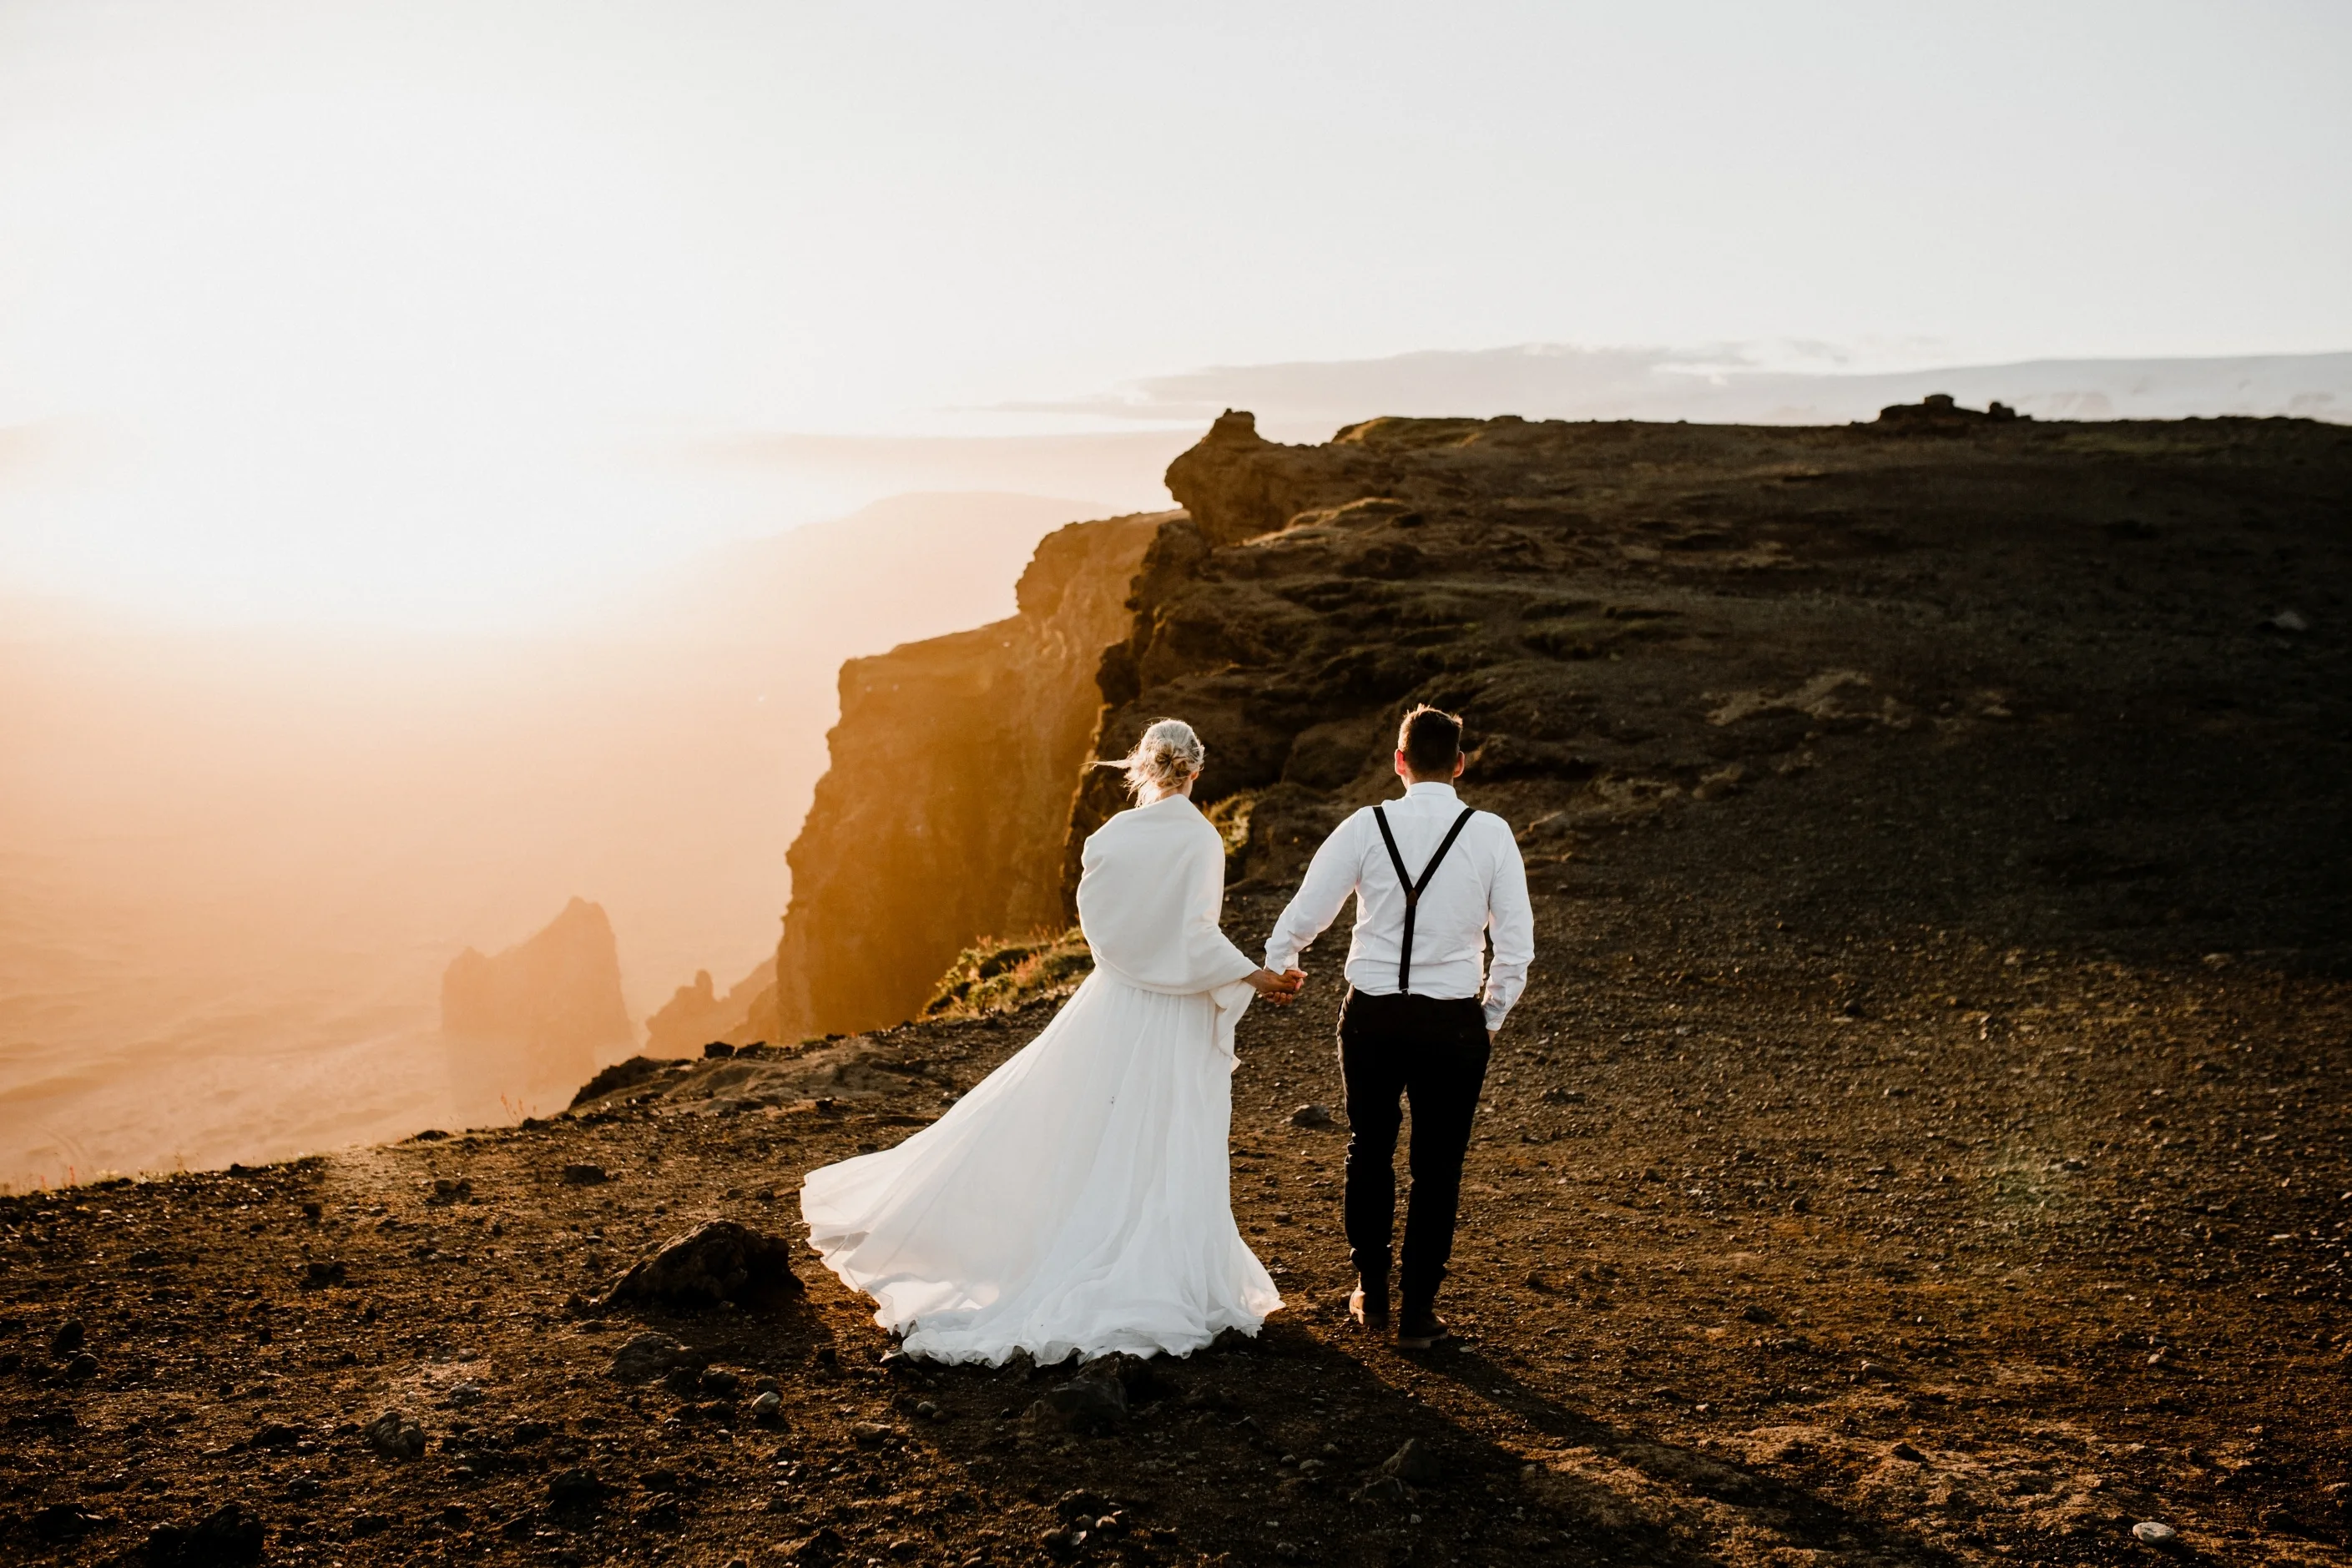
1370, 804, 1477, 994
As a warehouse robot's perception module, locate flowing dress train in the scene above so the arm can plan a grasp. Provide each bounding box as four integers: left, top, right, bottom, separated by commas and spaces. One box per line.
799, 792, 1282, 1364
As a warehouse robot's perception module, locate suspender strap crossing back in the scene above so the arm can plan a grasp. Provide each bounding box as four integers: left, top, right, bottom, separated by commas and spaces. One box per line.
1370, 804, 1477, 994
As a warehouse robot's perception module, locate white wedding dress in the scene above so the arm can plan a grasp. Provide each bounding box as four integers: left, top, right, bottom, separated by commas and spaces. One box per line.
800, 792, 1284, 1364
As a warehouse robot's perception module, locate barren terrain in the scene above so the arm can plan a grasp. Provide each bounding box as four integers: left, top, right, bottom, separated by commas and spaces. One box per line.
4, 406, 2348, 1567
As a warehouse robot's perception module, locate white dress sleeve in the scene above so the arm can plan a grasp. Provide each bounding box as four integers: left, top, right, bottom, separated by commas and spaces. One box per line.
1077, 799, 1259, 996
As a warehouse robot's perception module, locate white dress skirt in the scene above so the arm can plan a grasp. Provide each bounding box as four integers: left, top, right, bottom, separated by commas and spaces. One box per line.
800, 792, 1283, 1364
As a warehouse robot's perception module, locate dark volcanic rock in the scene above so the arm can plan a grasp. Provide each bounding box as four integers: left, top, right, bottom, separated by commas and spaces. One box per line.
1026, 1374, 1126, 1434
603, 1220, 803, 1311
30, 1502, 109, 1543
143, 1502, 264, 1566
568, 1056, 682, 1111
547, 1466, 609, 1519
362, 1410, 426, 1460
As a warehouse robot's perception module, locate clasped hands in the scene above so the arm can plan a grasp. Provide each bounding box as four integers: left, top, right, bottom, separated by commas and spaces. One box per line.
1245, 966, 1309, 1006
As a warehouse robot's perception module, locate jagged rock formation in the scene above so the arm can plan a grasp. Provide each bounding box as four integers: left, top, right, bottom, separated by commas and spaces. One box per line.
440, 896, 636, 1107
763, 514, 1166, 1041
644, 957, 775, 1056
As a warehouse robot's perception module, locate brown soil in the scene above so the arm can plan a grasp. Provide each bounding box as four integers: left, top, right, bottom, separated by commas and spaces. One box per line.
3, 893, 2347, 1567
4, 406, 2349, 1567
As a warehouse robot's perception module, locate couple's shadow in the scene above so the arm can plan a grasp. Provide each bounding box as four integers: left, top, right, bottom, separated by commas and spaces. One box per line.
814, 1302, 1973, 1566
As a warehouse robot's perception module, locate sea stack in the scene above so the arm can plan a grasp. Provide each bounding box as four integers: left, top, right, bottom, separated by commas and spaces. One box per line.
441, 896, 635, 1114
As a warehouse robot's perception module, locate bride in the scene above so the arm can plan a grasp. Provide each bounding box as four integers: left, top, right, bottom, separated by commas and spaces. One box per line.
800, 718, 1302, 1364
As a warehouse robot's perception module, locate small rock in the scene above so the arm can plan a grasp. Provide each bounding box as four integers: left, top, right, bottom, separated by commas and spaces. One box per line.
63, 1351, 100, 1380
1890, 1441, 1925, 1462
607, 1332, 693, 1384
1027, 1376, 1126, 1435
602, 1219, 803, 1310
447, 1380, 486, 1405
750, 1390, 783, 1421
2132, 1520, 2178, 1546
29, 1503, 109, 1544
560, 1163, 609, 1186
363, 1410, 427, 1460
851, 1420, 893, 1446
1290, 1103, 1334, 1128
704, 1040, 736, 1058
300, 1259, 347, 1289
50, 1318, 86, 1355
698, 1367, 741, 1395
1539, 1087, 1584, 1105
780, 1525, 846, 1563
143, 1501, 265, 1565
1379, 1436, 1443, 1487
547, 1466, 609, 1518
2267, 609, 2309, 633
250, 1421, 303, 1450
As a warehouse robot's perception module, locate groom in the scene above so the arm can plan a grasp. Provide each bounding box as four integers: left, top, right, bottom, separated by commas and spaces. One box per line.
1264, 705, 1534, 1349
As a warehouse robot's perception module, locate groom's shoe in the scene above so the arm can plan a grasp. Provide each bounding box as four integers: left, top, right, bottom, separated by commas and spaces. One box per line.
1396, 1304, 1451, 1351
1348, 1281, 1390, 1331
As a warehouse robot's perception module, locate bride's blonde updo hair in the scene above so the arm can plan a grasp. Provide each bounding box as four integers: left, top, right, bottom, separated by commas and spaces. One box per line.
1109, 717, 1205, 802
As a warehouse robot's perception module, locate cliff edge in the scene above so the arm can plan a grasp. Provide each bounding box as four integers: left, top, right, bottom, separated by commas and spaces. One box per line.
763, 513, 1166, 1041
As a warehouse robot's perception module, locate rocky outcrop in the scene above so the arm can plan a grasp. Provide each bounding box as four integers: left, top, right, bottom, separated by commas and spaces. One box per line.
1872, 391, 2026, 427
763, 514, 1166, 1041
773, 407, 2350, 1046
441, 897, 635, 1108
1069, 408, 2350, 964
644, 957, 775, 1056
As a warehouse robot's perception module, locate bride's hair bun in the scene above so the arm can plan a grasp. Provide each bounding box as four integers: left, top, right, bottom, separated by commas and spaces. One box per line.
1112, 718, 1204, 801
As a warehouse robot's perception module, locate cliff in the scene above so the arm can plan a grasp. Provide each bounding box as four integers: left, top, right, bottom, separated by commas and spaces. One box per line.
763, 513, 1166, 1041
776, 405, 2349, 1038
439, 896, 636, 1110
1067, 404, 2350, 969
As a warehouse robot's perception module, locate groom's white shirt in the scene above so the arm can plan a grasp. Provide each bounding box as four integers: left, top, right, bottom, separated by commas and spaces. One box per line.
1263, 781, 1535, 1031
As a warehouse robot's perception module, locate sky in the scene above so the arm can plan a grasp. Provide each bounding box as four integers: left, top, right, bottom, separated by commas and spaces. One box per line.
2, 0, 2347, 626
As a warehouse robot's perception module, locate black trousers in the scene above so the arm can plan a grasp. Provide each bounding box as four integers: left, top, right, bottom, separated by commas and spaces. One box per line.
1337, 987, 1490, 1308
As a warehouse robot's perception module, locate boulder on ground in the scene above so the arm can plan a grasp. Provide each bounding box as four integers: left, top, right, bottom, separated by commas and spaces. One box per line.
603, 1220, 803, 1311
363, 1410, 426, 1460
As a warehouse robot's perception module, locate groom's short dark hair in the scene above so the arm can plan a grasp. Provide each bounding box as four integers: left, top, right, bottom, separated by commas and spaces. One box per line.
1398, 704, 1463, 773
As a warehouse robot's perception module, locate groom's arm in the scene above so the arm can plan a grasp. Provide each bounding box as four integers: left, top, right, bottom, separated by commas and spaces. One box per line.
1481, 828, 1536, 1034
1263, 812, 1363, 976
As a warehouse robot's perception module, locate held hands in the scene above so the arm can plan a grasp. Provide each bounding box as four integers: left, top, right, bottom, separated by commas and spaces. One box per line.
1246, 967, 1308, 1006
